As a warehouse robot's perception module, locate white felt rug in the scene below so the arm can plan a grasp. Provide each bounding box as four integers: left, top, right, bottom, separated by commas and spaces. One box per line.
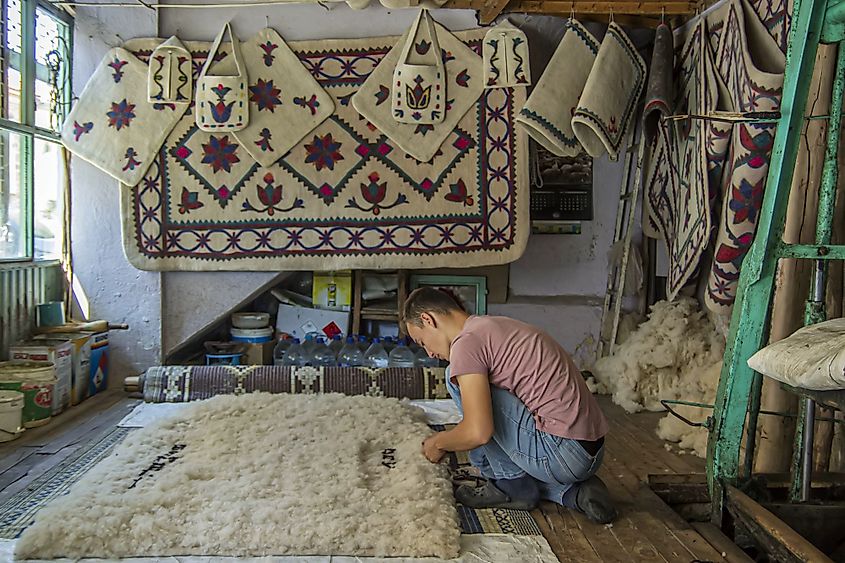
3, 534, 559, 562
15, 394, 460, 560
118, 399, 462, 429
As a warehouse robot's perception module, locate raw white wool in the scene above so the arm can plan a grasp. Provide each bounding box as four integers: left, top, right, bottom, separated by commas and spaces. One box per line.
588, 298, 724, 458
15, 393, 460, 560
654, 360, 722, 457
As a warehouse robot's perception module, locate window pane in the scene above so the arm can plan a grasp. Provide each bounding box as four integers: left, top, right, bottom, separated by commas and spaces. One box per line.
0, 128, 28, 259
4, 0, 23, 123
35, 7, 70, 131
33, 138, 64, 260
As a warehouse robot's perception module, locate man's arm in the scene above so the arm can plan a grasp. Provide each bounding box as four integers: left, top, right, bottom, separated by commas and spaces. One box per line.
422, 373, 494, 462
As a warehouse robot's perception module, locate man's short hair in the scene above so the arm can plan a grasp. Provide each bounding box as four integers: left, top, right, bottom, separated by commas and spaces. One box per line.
403, 287, 464, 327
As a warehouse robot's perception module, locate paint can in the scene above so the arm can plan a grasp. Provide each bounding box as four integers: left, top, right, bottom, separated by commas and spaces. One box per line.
0, 391, 24, 442
0, 361, 56, 428
36, 301, 66, 327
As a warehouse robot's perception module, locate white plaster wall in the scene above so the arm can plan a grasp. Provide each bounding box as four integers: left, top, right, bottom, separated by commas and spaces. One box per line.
71, 6, 161, 383
69, 5, 642, 371
162, 271, 278, 354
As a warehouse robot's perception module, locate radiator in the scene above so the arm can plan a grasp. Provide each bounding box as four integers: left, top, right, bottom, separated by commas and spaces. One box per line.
0, 261, 64, 360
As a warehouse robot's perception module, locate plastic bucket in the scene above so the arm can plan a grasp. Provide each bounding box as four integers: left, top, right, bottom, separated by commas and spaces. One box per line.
0, 361, 56, 428
0, 391, 24, 442
230, 327, 273, 343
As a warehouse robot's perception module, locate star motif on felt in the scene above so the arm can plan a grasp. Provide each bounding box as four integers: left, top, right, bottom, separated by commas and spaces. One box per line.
249, 79, 282, 112
304, 133, 344, 172
106, 99, 136, 130
201, 135, 241, 173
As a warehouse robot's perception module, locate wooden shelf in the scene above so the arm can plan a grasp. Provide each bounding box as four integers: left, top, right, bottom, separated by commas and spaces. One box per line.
351, 270, 408, 336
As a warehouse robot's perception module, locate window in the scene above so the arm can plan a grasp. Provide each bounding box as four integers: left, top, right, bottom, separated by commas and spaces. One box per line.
1, 0, 72, 261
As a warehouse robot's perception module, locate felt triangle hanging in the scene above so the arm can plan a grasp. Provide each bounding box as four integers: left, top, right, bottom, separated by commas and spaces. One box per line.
147, 36, 192, 106
232, 28, 335, 168
483, 21, 531, 88
352, 13, 483, 162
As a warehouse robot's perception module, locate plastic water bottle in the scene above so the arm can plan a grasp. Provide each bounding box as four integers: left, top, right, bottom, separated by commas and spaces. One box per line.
364, 337, 389, 369
382, 336, 396, 354
414, 346, 439, 368
273, 337, 293, 366
357, 334, 370, 353
312, 337, 337, 367
302, 333, 318, 356
281, 338, 308, 367
337, 336, 364, 367
329, 335, 344, 358
389, 338, 415, 368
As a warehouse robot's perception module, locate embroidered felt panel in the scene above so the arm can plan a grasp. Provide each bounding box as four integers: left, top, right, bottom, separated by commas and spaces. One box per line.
121, 31, 527, 271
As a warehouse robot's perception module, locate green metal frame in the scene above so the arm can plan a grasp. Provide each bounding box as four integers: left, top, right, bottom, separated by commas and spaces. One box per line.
707, 0, 845, 522
0, 0, 72, 263
409, 275, 488, 315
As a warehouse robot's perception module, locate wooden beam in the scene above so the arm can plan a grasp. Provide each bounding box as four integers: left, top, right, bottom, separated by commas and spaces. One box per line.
725, 486, 834, 563
445, 0, 696, 15
690, 522, 754, 563
478, 0, 512, 23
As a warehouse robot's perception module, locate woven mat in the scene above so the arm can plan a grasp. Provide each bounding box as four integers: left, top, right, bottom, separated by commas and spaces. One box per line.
433, 424, 542, 535
141, 365, 451, 402
0, 427, 131, 539
121, 31, 528, 272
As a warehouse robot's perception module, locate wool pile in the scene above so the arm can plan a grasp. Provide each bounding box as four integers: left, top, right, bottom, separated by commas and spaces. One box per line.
589, 298, 724, 457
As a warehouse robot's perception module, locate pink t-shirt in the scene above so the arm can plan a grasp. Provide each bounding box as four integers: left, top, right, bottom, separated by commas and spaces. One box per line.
449, 315, 608, 441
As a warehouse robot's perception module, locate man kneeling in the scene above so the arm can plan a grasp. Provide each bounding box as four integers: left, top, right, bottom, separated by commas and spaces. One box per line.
405, 287, 616, 523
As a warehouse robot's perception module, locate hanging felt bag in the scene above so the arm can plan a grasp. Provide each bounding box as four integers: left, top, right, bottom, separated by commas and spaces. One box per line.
482, 21, 531, 88
195, 22, 249, 132
392, 9, 446, 125
147, 36, 192, 105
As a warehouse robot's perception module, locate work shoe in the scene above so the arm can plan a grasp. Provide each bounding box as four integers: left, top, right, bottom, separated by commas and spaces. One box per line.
455, 475, 539, 510
450, 466, 486, 487
575, 475, 617, 524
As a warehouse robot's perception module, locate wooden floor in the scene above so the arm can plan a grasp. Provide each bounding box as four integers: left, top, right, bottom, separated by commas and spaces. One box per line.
0, 393, 739, 562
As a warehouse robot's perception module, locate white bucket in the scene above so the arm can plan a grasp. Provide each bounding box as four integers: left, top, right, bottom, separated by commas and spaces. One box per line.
0, 390, 25, 442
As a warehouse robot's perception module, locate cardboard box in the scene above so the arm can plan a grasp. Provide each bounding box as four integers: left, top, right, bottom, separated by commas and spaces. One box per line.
89, 332, 109, 396
10, 340, 73, 415
242, 341, 274, 365
312, 271, 352, 311
35, 332, 93, 406
276, 303, 349, 341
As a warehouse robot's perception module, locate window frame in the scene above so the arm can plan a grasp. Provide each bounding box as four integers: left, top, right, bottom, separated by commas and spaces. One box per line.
0, 0, 73, 263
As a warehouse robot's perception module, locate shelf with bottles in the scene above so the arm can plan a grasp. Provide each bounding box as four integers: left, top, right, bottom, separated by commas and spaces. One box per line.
272, 331, 442, 369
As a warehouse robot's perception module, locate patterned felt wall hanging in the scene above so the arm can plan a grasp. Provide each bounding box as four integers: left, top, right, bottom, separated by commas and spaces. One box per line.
196, 23, 249, 132
515, 19, 598, 157
147, 36, 192, 106
703, 0, 784, 315
60, 47, 185, 185
571, 22, 646, 159
639, 23, 673, 240
643, 21, 718, 300
232, 28, 335, 168
352, 18, 484, 163
392, 9, 446, 125
482, 21, 531, 89
120, 30, 527, 271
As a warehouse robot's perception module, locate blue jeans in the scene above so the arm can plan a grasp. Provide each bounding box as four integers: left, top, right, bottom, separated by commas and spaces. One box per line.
446, 371, 604, 504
